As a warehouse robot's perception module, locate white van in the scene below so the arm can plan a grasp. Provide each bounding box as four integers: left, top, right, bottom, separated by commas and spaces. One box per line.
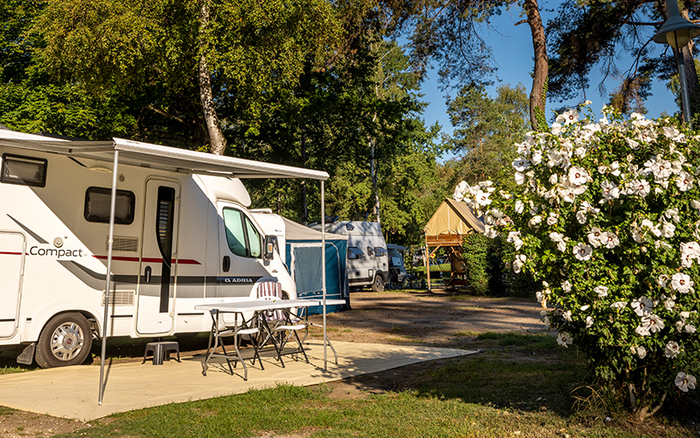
314, 221, 389, 292
0, 130, 326, 368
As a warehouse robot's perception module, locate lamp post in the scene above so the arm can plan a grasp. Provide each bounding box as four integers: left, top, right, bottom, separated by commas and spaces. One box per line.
653, 0, 700, 125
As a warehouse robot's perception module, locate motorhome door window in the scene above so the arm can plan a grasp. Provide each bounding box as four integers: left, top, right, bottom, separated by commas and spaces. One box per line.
1, 154, 47, 187
84, 187, 135, 224
222, 207, 261, 258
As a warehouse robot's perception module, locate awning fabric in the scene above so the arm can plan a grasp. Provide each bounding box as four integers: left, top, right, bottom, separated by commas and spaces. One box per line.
0, 135, 328, 180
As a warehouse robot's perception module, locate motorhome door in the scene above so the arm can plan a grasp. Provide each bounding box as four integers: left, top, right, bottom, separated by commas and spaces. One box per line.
217, 203, 269, 298
0, 231, 25, 339
136, 179, 180, 335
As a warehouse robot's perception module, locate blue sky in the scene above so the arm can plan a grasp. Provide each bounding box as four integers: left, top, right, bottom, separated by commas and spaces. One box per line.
419, 4, 680, 141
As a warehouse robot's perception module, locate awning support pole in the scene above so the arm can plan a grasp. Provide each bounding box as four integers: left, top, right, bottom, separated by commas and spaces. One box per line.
98, 149, 119, 405
321, 180, 327, 370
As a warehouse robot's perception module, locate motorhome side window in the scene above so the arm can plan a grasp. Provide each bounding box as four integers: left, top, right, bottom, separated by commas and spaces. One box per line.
223, 208, 261, 258
84, 187, 135, 224
1, 154, 47, 187
374, 247, 388, 257
347, 246, 364, 260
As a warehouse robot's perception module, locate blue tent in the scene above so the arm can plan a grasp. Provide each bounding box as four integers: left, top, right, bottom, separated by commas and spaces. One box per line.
283, 218, 349, 315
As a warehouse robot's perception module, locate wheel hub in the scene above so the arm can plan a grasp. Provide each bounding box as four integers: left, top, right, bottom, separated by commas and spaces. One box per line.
50, 322, 84, 361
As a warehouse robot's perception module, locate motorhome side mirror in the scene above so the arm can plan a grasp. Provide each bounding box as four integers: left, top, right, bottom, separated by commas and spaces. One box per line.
263, 235, 277, 261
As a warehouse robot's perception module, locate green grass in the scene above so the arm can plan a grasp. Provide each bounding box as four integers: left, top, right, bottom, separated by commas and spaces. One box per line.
39, 333, 697, 438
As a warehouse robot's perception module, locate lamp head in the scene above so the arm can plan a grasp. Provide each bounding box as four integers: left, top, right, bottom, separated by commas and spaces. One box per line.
653, 0, 700, 49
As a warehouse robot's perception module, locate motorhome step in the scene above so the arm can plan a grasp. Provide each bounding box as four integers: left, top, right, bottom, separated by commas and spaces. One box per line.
142, 341, 180, 365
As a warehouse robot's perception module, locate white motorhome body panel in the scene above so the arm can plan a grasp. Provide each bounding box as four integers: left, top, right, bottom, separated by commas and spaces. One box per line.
0, 231, 25, 339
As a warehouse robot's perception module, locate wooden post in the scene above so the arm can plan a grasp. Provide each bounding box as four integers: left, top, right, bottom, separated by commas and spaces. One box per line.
425, 234, 431, 291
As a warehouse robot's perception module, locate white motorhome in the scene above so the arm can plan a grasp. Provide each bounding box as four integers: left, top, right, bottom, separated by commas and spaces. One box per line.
313, 221, 389, 292
0, 130, 327, 368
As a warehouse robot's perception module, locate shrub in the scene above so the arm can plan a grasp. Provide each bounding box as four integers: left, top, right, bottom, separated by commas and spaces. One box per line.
454, 106, 700, 419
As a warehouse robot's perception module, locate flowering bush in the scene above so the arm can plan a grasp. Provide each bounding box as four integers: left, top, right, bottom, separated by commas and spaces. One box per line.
454, 106, 700, 417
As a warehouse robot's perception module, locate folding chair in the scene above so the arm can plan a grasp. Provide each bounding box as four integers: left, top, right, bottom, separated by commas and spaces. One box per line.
203, 309, 262, 380
256, 281, 308, 367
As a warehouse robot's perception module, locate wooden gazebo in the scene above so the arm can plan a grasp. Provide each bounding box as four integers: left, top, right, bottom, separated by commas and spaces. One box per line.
423, 198, 485, 289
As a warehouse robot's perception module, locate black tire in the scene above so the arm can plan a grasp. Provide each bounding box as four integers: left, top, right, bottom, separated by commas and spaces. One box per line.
35, 312, 92, 368
371, 274, 385, 292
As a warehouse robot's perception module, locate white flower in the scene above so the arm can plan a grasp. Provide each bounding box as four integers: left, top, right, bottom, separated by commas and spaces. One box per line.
635, 325, 651, 336
676, 171, 694, 191
671, 272, 694, 294
512, 254, 527, 274
580, 305, 590, 311
601, 180, 620, 201
453, 181, 469, 201
625, 137, 639, 149
512, 157, 531, 172
594, 286, 609, 297
603, 232, 620, 249
635, 346, 647, 359
573, 243, 593, 261
507, 231, 524, 251
546, 212, 558, 226
514, 199, 525, 214
568, 166, 590, 186
556, 109, 579, 125
515, 172, 526, 185
529, 215, 543, 227
549, 232, 567, 252
630, 179, 651, 197
685, 324, 697, 334
691, 200, 700, 211
585, 316, 594, 328
665, 341, 680, 358
557, 331, 573, 348
562, 310, 572, 322
611, 301, 628, 310
675, 372, 697, 392
631, 296, 653, 316
658, 274, 670, 288
641, 314, 665, 333
587, 228, 604, 248
680, 242, 700, 268
474, 190, 492, 206
661, 222, 676, 238
561, 280, 572, 292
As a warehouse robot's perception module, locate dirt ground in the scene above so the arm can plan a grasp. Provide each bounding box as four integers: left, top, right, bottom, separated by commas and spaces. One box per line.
0, 289, 546, 437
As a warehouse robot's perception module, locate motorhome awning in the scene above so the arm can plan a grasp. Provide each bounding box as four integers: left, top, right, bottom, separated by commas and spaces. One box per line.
0, 136, 329, 180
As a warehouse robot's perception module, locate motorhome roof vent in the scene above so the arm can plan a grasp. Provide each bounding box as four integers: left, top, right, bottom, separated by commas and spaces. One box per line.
108, 236, 139, 252
345, 224, 354, 231
102, 290, 135, 306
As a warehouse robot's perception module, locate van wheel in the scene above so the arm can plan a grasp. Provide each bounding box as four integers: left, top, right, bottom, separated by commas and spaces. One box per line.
35, 313, 92, 368
371, 275, 385, 292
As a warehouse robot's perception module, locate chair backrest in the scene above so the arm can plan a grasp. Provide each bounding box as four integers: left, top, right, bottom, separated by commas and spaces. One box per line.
257, 281, 285, 321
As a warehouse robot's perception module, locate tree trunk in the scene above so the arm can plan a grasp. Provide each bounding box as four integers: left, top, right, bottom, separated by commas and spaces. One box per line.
524, 0, 548, 131
199, 0, 227, 155
370, 137, 381, 223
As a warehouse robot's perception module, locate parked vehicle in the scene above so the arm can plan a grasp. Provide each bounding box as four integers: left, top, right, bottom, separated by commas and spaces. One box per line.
387, 244, 407, 288
312, 221, 389, 292
0, 129, 325, 368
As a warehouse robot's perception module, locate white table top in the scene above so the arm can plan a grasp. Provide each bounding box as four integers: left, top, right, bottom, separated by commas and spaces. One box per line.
194, 298, 347, 313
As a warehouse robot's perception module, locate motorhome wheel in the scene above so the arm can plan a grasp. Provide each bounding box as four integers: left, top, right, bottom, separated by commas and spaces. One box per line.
371, 274, 385, 292
35, 313, 92, 368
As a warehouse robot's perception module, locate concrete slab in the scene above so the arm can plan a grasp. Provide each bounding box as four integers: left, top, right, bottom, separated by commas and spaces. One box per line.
0, 341, 476, 421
